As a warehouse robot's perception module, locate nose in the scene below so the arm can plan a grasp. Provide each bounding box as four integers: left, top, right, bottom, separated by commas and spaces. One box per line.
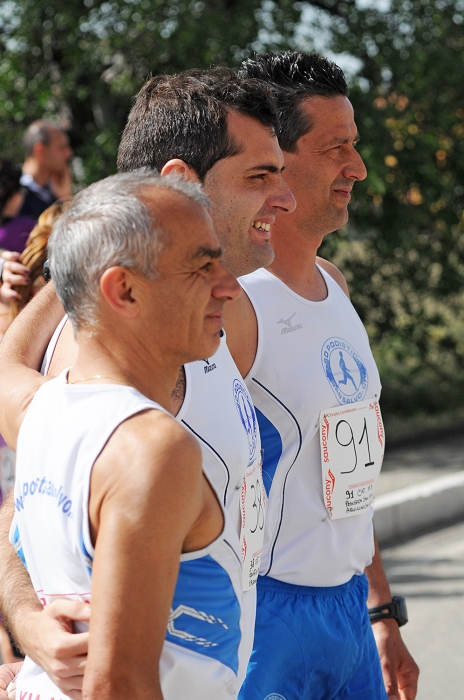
213, 262, 241, 304
268, 176, 297, 214
344, 148, 367, 182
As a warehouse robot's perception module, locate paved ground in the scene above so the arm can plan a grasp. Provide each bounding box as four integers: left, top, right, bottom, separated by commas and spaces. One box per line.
377, 431, 464, 495
381, 519, 464, 700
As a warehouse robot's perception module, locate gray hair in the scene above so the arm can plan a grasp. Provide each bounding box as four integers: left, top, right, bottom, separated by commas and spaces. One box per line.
23, 120, 66, 156
48, 168, 210, 331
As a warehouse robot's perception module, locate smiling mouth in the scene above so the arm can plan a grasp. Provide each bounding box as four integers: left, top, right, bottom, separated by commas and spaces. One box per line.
251, 220, 271, 232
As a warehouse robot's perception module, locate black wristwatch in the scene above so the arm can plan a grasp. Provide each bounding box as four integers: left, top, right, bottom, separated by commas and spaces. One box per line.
368, 596, 408, 627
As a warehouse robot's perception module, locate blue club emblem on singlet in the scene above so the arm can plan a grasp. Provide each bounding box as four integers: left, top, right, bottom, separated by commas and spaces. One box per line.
233, 379, 258, 461
321, 337, 368, 404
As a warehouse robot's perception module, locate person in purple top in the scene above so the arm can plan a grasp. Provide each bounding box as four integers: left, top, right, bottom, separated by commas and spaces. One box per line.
0, 160, 35, 304
0, 160, 36, 254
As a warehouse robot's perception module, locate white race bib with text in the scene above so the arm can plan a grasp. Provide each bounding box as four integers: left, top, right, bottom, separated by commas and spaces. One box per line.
320, 399, 385, 520
240, 453, 266, 590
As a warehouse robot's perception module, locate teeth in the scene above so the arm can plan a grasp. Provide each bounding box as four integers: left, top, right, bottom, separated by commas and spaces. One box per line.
252, 221, 271, 231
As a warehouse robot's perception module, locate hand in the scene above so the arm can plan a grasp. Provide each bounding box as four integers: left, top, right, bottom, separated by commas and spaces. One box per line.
22, 600, 90, 700
0, 253, 30, 302
372, 618, 419, 700
0, 662, 23, 700
49, 163, 73, 201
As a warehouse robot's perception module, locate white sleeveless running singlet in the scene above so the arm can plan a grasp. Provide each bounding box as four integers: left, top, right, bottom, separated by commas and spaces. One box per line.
239, 266, 383, 587
42, 322, 261, 521
39, 322, 260, 682
12, 373, 244, 700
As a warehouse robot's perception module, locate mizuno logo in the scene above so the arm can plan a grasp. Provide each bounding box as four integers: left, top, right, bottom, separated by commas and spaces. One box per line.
277, 312, 296, 327
277, 313, 303, 335
203, 359, 217, 374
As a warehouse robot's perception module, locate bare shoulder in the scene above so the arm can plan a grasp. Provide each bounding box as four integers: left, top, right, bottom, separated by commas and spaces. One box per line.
48, 319, 78, 376
103, 408, 201, 488
316, 256, 350, 299
90, 408, 203, 536
223, 288, 258, 378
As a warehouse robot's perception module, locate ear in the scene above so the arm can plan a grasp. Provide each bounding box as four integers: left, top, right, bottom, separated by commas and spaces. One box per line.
99, 267, 140, 319
32, 141, 46, 160
161, 159, 200, 183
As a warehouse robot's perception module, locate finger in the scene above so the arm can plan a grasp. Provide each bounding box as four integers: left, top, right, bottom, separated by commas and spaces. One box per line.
398, 671, 419, 700
0, 252, 21, 262
6, 682, 15, 700
53, 634, 89, 661
0, 287, 19, 301
380, 660, 399, 700
51, 670, 85, 689
47, 599, 91, 623
3, 274, 29, 287
3, 262, 30, 276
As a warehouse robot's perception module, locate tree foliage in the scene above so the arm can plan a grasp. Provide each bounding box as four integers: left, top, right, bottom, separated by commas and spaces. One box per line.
0, 0, 300, 182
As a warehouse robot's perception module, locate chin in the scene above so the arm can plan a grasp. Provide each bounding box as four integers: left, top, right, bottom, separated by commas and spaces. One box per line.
246, 244, 274, 276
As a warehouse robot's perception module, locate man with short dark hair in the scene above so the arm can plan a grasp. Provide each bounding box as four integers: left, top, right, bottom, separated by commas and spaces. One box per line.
229, 50, 419, 700
0, 68, 295, 699
20, 120, 73, 220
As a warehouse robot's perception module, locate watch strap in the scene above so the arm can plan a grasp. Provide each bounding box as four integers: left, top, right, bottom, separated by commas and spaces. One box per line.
368, 596, 408, 627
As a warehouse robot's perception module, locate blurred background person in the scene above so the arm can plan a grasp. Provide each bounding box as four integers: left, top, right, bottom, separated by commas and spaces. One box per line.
19, 121, 73, 220
0, 159, 35, 255
0, 158, 35, 312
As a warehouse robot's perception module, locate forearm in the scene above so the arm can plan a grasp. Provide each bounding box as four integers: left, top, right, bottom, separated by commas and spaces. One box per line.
365, 531, 392, 606
0, 283, 64, 448
0, 494, 42, 650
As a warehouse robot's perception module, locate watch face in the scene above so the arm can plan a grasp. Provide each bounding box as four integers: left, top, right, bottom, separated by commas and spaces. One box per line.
393, 596, 408, 626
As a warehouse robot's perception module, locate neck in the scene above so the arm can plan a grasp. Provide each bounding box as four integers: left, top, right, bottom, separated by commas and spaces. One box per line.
70, 330, 179, 412
22, 158, 51, 187
267, 221, 327, 301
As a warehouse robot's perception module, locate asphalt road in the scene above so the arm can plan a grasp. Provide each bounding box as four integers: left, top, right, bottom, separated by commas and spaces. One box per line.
380, 519, 464, 700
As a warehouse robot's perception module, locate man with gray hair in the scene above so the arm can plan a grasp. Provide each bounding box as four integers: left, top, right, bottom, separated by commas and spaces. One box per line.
20, 120, 73, 220
2, 169, 245, 700
0, 68, 294, 699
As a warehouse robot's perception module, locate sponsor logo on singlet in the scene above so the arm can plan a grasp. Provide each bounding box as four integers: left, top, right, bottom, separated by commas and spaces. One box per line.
277, 312, 303, 335
233, 379, 258, 460
203, 358, 217, 374
321, 337, 368, 404
168, 604, 228, 647
264, 694, 287, 700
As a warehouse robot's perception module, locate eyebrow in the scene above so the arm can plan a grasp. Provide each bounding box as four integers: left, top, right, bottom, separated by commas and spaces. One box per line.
324, 133, 361, 148
245, 164, 284, 174
190, 245, 223, 261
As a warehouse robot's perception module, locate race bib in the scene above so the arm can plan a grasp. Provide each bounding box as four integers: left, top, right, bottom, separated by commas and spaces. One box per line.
320, 399, 385, 520
240, 452, 266, 590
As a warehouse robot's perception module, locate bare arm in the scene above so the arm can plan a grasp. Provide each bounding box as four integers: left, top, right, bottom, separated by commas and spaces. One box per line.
223, 289, 258, 378
0, 492, 90, 699
365, 534, 419, 700
316, 256, 350, 298
0, 494, 41, 633
84, 411, 205, 700
0, 283, 65, 449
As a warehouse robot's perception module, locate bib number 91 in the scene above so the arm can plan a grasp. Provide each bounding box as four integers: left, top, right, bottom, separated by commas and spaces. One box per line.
320, 399, 385, 520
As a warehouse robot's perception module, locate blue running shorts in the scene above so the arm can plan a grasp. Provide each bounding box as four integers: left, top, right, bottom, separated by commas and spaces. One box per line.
239, 573, 387, 700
